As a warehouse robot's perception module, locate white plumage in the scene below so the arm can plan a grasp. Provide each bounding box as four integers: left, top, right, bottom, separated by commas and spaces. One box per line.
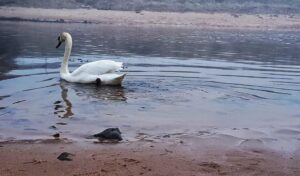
56, 32, 126, 85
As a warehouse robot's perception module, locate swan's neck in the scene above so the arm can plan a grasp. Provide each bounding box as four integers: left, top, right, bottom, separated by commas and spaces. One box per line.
60, 34, 72, 75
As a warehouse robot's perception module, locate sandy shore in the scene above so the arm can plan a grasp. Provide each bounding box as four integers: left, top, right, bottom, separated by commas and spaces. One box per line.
0, 7, 300, 30
1, 139, 299, 176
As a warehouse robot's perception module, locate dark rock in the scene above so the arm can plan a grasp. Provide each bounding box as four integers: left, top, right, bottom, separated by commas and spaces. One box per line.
56, 122, 67, 125
54, 101, 61, 104
53, 133, 60, 138
231, 13, 239, 18
49, 125, 57, 130
57, 19, 65, 23
57, 152, 74, 161
163, 134, 170, 138
12, 100, 26, 104
54, 105, 63, 110
24, 128, 37, 131
93, 128, 122, 141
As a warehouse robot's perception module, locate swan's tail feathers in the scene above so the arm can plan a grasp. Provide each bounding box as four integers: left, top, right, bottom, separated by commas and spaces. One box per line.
98, 73, 126, 86
116, 73, 126, 85
109, 73, 126, 86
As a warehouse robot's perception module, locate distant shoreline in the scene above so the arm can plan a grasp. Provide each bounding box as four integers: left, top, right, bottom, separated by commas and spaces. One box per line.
2, 0, 300, 14
0, 7, 300, 30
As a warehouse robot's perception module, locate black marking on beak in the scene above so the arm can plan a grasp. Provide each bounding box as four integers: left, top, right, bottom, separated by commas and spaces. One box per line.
56, 41, 62, 48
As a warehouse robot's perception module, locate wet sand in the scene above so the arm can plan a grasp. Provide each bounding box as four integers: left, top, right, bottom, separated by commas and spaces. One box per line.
0, 7, 300, 30
1, 139, 299, 176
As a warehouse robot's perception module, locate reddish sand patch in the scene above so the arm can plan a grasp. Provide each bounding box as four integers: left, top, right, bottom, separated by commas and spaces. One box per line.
0, 140, 299, 176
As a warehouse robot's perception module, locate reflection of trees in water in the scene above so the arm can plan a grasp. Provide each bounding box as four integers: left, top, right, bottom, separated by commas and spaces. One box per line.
83, 27, 300, 65
54, 81, 126, 119
0, 22, 70, 80
0, 22, 61, 79
0, 24, 20, 78
2, 21, 300, 82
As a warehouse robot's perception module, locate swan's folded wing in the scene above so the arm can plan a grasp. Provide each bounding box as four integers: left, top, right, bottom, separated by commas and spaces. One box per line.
99, 73, 126, 85
71, 60, 123, 76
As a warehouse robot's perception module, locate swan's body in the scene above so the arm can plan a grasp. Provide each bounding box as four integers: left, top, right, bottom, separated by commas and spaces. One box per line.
57, 32, 125, 85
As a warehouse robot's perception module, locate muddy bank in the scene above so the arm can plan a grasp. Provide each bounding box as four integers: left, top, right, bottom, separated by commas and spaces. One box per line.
0, 139, 299, 176
1, 130, 300, 175
0, 7, 300, 30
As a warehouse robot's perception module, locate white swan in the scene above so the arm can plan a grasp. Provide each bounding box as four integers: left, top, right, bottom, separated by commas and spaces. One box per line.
56, 32, 126, 85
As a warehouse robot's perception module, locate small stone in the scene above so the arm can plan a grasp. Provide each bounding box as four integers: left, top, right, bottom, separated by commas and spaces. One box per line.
53, 133, 60, 138
101, 169, 107, 173
54, 105, 63, 110
163, 134, 170, 138
57, 152, 74, 161
58, 19, 65, 23
54, 101, 61, 104
49, 125, 57, 130
93, 128, 122, 141
56, 122, 67, 125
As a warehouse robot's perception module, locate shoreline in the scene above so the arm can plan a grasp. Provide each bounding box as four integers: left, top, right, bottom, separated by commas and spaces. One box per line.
1, 125, 300, 175
0, 7, 300, 30
1, 140, 299, 176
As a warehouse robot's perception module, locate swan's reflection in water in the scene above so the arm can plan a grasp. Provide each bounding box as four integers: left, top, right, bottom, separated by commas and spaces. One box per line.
54, 81, 126, 118
53, 82, 74, 118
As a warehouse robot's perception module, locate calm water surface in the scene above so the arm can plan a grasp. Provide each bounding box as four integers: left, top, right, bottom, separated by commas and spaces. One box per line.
0, 21, 300, 150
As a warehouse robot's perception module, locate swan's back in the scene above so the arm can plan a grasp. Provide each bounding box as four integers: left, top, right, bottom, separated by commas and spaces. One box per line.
71, 60, 123, 76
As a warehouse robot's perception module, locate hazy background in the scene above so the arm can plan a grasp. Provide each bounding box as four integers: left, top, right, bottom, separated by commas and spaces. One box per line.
0, 0, 300, 14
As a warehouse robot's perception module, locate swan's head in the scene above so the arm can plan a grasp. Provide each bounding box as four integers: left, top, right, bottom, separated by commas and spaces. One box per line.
56, 32, 70, 48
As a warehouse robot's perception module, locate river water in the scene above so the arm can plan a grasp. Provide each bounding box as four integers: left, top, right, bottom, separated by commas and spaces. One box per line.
0, 21, 299, 151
